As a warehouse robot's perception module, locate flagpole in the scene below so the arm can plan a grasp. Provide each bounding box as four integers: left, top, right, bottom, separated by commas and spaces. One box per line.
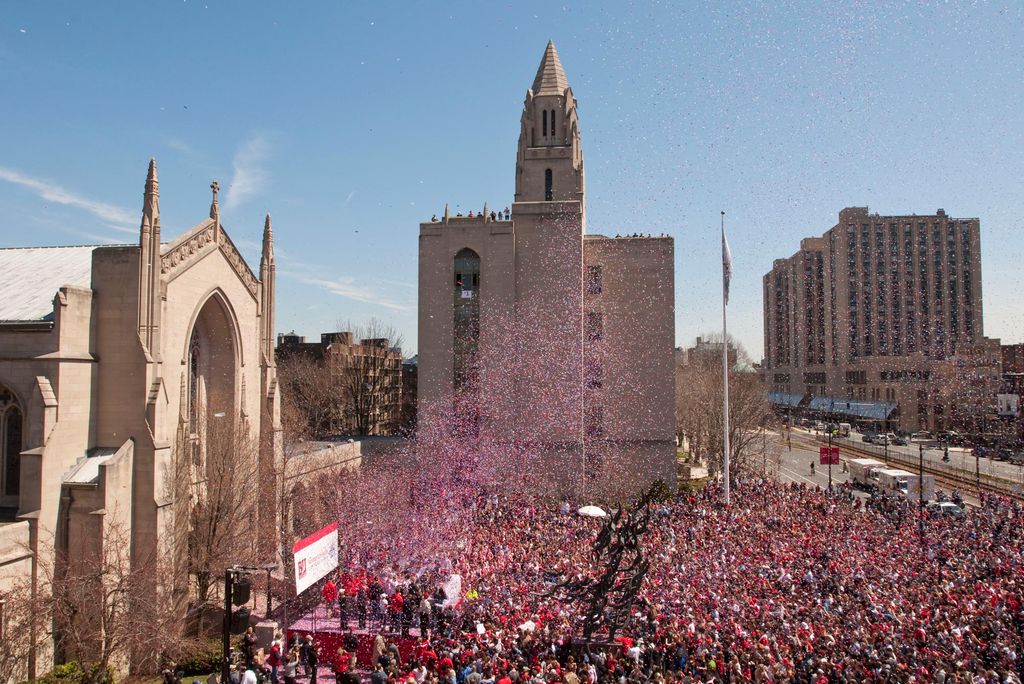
721, 211, 731, 506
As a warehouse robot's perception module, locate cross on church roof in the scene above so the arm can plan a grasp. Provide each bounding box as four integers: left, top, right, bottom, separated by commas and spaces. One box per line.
210, 180, 220, 219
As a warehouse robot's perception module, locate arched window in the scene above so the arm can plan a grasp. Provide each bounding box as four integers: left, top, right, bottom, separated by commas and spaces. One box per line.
453, 248, 481, 395
188, 328, 202, 432
542, 110, 548, 137
545, 168, 553, 201
550, 109, 556, 139
1, 387, 22, 499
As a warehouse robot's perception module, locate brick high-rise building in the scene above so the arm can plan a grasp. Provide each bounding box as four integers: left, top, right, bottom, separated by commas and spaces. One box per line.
764, 207, 999, 432
417, 42, 676, 496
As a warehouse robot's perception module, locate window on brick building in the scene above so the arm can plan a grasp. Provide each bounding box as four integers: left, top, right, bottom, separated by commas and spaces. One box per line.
587, 265, 602, 294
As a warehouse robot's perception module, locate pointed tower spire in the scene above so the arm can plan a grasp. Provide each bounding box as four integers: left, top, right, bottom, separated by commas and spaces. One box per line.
138, 158, 163, 359
144, 157, 160, 219
443, 203, 450, 223
531, 40, 569, 96
262, 213, 274, 256
209, 180, 220, 221
259, 213, 276, 366
515, 42, 585, 210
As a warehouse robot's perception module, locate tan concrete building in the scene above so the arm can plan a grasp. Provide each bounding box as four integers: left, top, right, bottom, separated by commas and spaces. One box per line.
417, 42, 676, 497
763, 206, 999, 432
0, 161, 281, 678
277, 331, 403, 435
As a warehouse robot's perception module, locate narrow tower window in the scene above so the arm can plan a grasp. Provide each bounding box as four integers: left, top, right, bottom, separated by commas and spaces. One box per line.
453, 248, 482, 404
545, 168, 553, 201
1, 386, 22, 499
550, 109, 556, 139
3, 406, 21, 497
542, 110, 548, 137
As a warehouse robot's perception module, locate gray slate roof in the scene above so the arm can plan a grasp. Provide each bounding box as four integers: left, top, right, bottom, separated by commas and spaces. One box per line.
0, 245, 102, 322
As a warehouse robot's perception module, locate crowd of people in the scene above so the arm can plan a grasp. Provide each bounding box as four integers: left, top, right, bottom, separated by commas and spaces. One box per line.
280, 480, 1023, 683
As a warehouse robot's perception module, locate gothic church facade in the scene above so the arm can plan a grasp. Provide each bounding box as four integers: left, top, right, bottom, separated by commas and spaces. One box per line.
0, 161, 281, 678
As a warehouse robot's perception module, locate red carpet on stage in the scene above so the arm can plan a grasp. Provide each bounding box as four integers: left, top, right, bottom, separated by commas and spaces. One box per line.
287, 607, 419, 668
286, 630, 417, 668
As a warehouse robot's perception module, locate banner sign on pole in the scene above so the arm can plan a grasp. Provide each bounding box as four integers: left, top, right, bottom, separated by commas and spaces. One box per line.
442, 573, 463, 608
293, 522, 339, 596
819, 446, 839, 465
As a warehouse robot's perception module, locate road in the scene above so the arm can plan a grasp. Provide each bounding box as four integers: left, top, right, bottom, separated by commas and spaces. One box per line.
769, 430, 990, 507
820, 427, 1024, 488
774, 432, 856, 491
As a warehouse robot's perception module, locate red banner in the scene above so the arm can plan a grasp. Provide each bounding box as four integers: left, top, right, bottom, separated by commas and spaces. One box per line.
819, 446, 839, 465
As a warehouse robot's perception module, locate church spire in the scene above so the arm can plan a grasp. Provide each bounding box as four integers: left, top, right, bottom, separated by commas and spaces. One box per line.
138, 158, 163, 359
260, 213, 274, 268
143, 158, 160, 219
515, 42, 585, 208
259, 213, 276, 366
531, 40, 569, 96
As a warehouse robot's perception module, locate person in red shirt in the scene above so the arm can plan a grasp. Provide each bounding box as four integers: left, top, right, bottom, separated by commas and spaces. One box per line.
332, 647, 351, 684
390, 591, 405, 632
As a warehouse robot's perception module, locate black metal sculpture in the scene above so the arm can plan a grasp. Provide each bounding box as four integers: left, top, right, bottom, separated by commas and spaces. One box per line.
554, 486, 655, 641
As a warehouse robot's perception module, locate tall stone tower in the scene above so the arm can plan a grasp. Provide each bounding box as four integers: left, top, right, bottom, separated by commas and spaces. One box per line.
417, 42, 676, 497
509, 40, 586, 447
514, 41, 586, 209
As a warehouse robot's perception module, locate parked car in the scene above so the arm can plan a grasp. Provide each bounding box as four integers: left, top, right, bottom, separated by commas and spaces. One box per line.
911, 431, 931, 442
862, 432, 877, 443
892, 435, 909, 446
927, 501, 965, 518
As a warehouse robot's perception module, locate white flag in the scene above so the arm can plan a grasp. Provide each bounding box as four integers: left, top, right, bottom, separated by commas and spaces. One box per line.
721, 219, 732, 305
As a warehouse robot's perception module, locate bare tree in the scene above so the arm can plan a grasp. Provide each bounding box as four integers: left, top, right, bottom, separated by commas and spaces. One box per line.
46, 520, 185, 681
277, 352, 345, 438
180, 418, 260, 605
0, 574, 48, 684
676, 334, 773, 480
334, 318, 404, 436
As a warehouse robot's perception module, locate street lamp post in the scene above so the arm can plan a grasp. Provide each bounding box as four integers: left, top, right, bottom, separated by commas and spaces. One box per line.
222, 568, 235, 684
828, 429, 833, 493
918, 444, 925, 546
976, 446, 981, 499
263, 562, 278, 617
762, 426, 767, 476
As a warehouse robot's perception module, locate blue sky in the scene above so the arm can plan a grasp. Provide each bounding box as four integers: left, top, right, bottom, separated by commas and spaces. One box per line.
1, 2, 1022, 357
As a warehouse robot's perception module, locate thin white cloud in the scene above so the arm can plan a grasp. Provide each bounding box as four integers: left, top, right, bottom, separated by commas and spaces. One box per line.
292, 273, 412, 312
164, 137, 199, 156
224, 134, 270, 211
0, 165, 137, 232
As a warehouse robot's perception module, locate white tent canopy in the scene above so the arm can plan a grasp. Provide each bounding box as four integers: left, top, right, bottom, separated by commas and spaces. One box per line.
577, 504, 608, 518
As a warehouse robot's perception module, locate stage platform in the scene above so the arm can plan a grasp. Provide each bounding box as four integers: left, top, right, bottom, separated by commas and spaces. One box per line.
286, 605, 420, 667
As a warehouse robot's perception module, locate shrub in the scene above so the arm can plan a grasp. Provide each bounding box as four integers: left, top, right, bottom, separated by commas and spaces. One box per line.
33, 661, 114, 684
176, 639, 223, 676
